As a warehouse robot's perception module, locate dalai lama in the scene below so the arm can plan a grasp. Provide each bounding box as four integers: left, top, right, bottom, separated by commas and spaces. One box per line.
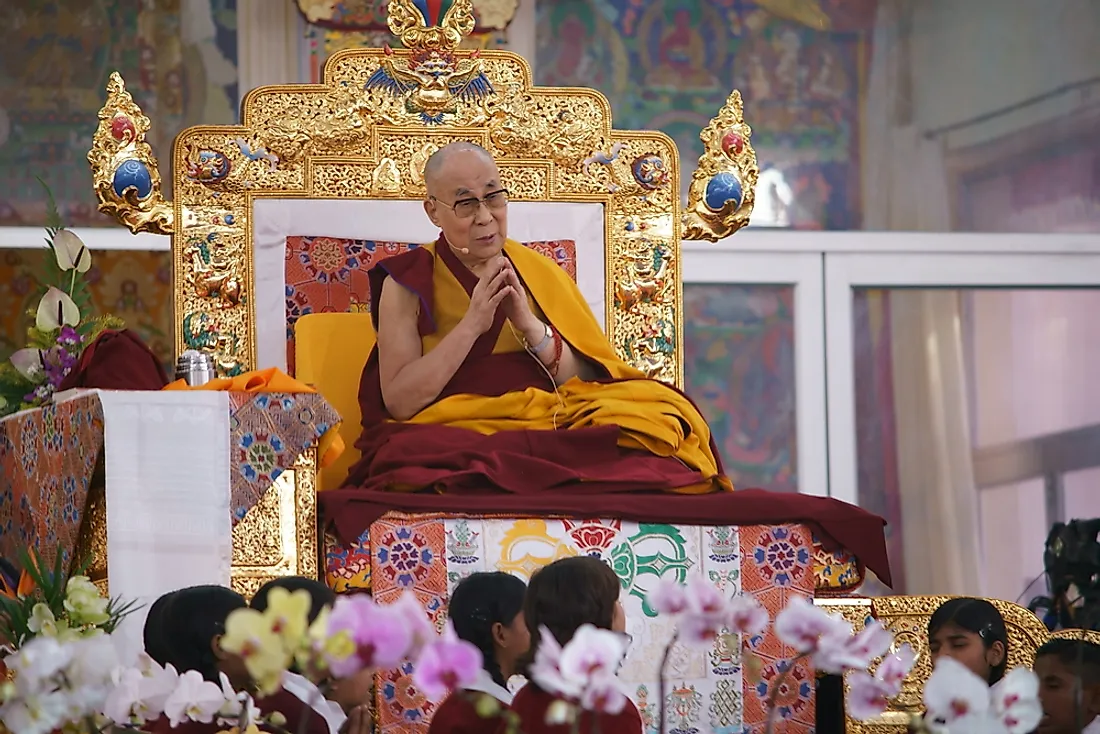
343, 141, 733, 496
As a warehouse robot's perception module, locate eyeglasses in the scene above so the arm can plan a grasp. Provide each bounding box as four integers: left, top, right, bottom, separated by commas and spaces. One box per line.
431, 188, 509, 219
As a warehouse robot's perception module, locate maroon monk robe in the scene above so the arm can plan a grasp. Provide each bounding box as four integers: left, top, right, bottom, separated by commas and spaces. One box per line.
146, 688, 330, 734
341, 237, 728, 497
428, 691, 507, 734
502, 685, 644, 734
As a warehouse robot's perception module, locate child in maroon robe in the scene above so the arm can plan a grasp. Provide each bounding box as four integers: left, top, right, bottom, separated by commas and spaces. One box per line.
251, 577, 374, 734
142, 585, 331, 734
428, 572, 529, 734
506, 557, 643, 734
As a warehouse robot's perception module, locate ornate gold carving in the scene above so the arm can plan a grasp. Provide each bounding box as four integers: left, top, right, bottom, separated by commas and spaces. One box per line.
387, 0, 475, 50
231, 448, 319, 596
88, 72, 174, 235
74, 455, 108, 583
1051, 628, 1100, 646
409, 141, 440, 190
371, 158, 402, 192
366, 46, 493, 124
682, 90, 759, 242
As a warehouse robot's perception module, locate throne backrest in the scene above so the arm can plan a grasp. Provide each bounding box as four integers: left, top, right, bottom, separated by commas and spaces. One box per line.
169, 50, 688, 387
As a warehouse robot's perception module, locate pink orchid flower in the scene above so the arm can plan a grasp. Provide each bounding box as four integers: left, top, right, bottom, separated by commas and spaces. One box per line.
326, 594, 413, 677
413, 621, 482, 702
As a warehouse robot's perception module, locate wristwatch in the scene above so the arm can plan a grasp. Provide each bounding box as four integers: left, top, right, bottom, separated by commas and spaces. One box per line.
525, 323, 553, 355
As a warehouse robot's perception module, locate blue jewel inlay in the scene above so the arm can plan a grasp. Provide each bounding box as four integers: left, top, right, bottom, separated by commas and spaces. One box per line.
703, 172, 743, 212
111, 159, 153, 200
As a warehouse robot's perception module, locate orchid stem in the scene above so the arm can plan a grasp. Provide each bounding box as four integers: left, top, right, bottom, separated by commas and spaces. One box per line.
69, 268, 76, 299
763, 653, 807, 734
658, 633, 676, 734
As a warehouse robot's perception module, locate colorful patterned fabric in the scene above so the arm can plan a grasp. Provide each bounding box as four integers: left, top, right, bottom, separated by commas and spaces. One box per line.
0, 393, 104, 566
324, 515, 817, 734
0, 390, 335, 568
284, 237, 578, 373
227, 392, 341, 524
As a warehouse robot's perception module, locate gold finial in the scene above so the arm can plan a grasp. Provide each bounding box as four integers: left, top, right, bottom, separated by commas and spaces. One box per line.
682, 90, 759, 242
387, 0, 475, 51
87, 72, 174, 235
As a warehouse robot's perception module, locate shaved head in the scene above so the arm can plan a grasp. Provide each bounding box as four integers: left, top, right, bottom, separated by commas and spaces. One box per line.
423, 142, 496, 198
422, 141, 507, 257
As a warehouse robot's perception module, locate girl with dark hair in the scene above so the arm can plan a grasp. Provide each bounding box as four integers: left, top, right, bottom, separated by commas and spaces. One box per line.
148, 585, 251, 686
144, 585, 331, 734
250, 577, 374, 734
429, 572, 529, 734
509, 557, 640, 734
927, 597, 1009, 685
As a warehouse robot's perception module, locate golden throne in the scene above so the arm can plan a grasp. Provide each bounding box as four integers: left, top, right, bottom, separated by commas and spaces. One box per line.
88, 1, 873, 729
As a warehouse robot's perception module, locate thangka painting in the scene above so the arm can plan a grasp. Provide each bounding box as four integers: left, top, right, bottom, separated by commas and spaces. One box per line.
336, 515, 818, 734
0, 0, 238, 227
0, 249, 175, 372
684, 284, 797, 493
534, 0, 876, 229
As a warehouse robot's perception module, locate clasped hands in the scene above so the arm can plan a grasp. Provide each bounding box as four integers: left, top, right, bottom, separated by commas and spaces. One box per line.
462, 255, 544, 343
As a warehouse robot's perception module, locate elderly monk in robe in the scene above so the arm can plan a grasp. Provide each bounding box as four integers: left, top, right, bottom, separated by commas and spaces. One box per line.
344, 142, 733, 496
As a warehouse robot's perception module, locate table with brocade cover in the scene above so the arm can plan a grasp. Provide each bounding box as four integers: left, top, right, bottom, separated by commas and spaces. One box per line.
0, 389, 338, 659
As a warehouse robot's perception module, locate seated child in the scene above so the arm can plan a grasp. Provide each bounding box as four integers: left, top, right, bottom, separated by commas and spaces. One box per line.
927, 597, 1008, 685
429, 572, 529, 734
1034, 637, 1100, 734
143, 585, 330, 734
251, 576, 373, 734
508, 557, 640, 734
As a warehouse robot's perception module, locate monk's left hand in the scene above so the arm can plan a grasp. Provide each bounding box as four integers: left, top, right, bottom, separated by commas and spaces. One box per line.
500, 259, 540, 334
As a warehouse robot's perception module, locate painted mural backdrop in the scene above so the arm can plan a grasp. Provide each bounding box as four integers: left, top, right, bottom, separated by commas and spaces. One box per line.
684, 285, 797, 493
0, 249, 175, 372
535, 0, 871, 229
0, 0, 238, 228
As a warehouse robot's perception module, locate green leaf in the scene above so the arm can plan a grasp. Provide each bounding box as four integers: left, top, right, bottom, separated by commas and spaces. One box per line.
37, 177, 63, 232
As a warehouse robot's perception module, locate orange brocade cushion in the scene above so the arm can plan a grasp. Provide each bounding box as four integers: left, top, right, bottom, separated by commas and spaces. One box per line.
283, 236, 577, 375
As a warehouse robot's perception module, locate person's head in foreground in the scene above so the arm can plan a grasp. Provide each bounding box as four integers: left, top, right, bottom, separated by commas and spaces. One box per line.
1034, 638, 1100, 734
251, 577, 373, 714
927, 597, 1008, 685
423, 142, 508, 261
147, 585, 249, 687
448, 571, 530, 694
512, 556, 637, 734
523, 556, 626, 671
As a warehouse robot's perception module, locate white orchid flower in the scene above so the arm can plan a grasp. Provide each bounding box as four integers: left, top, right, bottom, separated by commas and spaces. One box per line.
51, 230, 91, 273
35, 287, 80, 331
10, 348, 45, 380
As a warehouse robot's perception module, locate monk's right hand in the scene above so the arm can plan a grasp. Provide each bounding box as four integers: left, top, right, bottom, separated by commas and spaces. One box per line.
463, 263, 512, 334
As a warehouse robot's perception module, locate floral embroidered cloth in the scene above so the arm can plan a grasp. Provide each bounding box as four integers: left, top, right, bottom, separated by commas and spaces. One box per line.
0, 390, 340, 565
226, 391, 340, 523
0, 393, 104, 566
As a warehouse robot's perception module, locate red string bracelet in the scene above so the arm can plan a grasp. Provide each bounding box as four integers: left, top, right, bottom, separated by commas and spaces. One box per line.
548, 329, 564, 378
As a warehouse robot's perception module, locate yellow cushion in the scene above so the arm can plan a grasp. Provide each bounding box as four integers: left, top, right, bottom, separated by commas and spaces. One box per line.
294, 312, 375, 491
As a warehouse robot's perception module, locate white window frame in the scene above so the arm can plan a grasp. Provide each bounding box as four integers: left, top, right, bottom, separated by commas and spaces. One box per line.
682, 240, 828, 497
819, 232, 1100, 506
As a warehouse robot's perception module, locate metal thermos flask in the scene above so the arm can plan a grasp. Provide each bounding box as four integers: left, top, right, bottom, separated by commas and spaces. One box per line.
175, 350, 216, 387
